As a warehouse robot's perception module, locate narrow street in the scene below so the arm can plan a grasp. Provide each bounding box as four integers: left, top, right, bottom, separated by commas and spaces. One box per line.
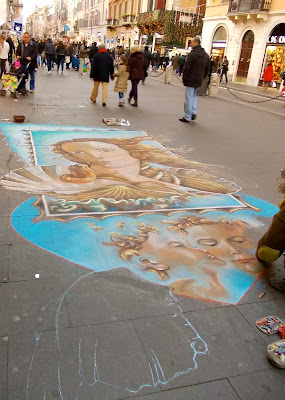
0, 68, 284, 400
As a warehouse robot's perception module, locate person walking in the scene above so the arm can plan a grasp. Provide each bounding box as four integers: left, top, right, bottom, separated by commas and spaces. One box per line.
220, 56, 229, 84
141, 46, 151, 84
56, 40, 66, 74
6, 36, 15, 65
262, 62, 274, 91
44, 38, 56, 74
37, 39, 45, 67
65, 42, 74, 70
16, 32, 38, 93
178, 54, 186, 76
90, 44, 114, 106
89, 42, 98, 66
0, 35, 10, 77
113, 55, 129, 106
179, 37, 209, 123
78, 41, 88, 75
172, 53, 180, 73
128, 46, 148, 107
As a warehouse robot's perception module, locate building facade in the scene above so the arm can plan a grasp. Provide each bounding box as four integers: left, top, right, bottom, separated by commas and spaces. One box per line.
0, 0, 23, 32
202, 0, 285, 88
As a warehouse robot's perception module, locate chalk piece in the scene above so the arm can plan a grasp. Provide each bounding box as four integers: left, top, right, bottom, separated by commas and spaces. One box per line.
35, 274, 40, 279
258, 292, 265, 299
78, 105, 85, 108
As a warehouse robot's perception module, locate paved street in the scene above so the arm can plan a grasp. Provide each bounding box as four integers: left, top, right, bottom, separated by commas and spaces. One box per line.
0, 67, 285, 400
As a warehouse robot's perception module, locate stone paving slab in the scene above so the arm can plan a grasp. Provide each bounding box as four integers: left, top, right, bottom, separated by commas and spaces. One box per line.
0, 278, 70, 336
128, 379, 240, 400
8, 242, 81, 282
133, 307, 271, 391
8, 322, 160, 400
0, 244, 9, 283
65, 268, 179, 326
0, 338, 8, 400
237, 299, 285, 345
229, 369, 285, 400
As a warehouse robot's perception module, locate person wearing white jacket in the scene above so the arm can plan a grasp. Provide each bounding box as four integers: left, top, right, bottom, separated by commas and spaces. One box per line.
0, 35, 10, 77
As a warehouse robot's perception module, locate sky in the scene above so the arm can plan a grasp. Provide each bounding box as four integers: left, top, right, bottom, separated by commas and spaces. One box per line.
22, 0, 54, 22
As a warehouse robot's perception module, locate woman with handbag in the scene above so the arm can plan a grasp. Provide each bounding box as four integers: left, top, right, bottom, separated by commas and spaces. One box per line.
128, 46, 148, 107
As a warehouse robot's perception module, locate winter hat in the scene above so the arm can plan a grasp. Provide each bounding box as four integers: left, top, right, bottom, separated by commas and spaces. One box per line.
14, 61, 21, 67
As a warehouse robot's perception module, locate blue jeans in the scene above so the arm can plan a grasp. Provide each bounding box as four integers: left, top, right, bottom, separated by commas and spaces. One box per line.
26, 67, 35, 91
184, 87, 198, 121
119, 92, 124, 99
46, 54, 53, 71
57, 55, 65, 71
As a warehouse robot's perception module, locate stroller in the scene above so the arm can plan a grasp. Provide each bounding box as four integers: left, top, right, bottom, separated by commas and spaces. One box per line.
0, 61, 30, 98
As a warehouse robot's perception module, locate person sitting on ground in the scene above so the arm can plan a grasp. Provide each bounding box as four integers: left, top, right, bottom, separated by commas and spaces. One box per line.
256, 169, 285, 292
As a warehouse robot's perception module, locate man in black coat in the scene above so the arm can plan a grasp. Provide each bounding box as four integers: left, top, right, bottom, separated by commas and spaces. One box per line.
179, 37, 209, 123
16, 32, 38, 94
89, 42, 98, 66
90, 44, 114, 106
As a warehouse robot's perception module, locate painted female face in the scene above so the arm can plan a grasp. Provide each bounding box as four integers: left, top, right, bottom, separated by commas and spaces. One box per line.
59, 141, 137, 169
141, 220, 262, 273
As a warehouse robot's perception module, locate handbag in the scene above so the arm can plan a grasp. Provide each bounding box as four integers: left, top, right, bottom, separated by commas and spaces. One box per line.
65, 56, 70, 64
83, 61, 87, 73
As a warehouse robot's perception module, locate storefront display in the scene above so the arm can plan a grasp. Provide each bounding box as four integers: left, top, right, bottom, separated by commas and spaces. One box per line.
265, 45, 285, 82
260, 24, 285, 89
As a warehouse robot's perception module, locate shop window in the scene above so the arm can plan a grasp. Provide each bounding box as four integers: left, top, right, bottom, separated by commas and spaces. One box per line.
262, 23, 285, 87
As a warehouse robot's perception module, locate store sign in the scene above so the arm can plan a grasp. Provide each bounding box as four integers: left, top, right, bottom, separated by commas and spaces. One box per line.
14, 22, 22, 33
212, 41, 226, 48
268, 35, 285, 44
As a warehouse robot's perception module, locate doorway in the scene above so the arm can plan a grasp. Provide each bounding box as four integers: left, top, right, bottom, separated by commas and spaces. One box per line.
236, 30, 254, 82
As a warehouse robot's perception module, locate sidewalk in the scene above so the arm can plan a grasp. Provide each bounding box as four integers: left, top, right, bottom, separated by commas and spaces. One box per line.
225, 80, 284, 102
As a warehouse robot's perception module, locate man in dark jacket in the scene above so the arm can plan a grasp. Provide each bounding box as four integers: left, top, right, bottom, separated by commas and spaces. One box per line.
90, 44, 114, 106
44, 38, 56, 74
179, 37, 209, 123
89, 42, 98, 66
16, 32, 38, 93
142, 46, 151, 84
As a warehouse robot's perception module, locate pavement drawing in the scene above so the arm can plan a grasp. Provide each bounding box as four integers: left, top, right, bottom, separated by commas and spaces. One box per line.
0, 123, 278, 305
0, 123, 279, 398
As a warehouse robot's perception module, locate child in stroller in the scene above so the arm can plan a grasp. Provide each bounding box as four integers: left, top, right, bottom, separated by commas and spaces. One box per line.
0, 61, 28, 96
10, 61, 28, 95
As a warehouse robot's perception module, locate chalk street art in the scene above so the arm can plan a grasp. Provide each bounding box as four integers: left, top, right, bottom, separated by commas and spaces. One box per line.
0, 123, 278, 398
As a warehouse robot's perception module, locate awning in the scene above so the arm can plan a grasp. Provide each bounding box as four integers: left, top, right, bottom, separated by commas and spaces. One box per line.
63, 24, 70, 31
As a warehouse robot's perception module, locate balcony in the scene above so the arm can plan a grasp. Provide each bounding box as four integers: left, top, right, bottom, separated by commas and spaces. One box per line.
228, 0, 271, 22
229, 0, 271, 13
122, 14, 135, 25
106, 18, 118, 28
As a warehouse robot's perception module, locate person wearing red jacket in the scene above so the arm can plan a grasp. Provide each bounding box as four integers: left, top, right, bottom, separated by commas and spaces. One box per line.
262, 62, 274, 91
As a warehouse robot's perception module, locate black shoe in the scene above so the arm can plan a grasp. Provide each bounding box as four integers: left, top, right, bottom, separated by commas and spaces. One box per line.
128, 98, 131, 104
191, 114, 197, 121
131, 100, 138, 107
102, 103, 106, 106
179, 117, 190, 123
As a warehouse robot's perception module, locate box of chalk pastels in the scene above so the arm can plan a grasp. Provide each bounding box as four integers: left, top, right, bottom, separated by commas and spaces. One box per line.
267, 340, 285, 368
256, 316, 285, 334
